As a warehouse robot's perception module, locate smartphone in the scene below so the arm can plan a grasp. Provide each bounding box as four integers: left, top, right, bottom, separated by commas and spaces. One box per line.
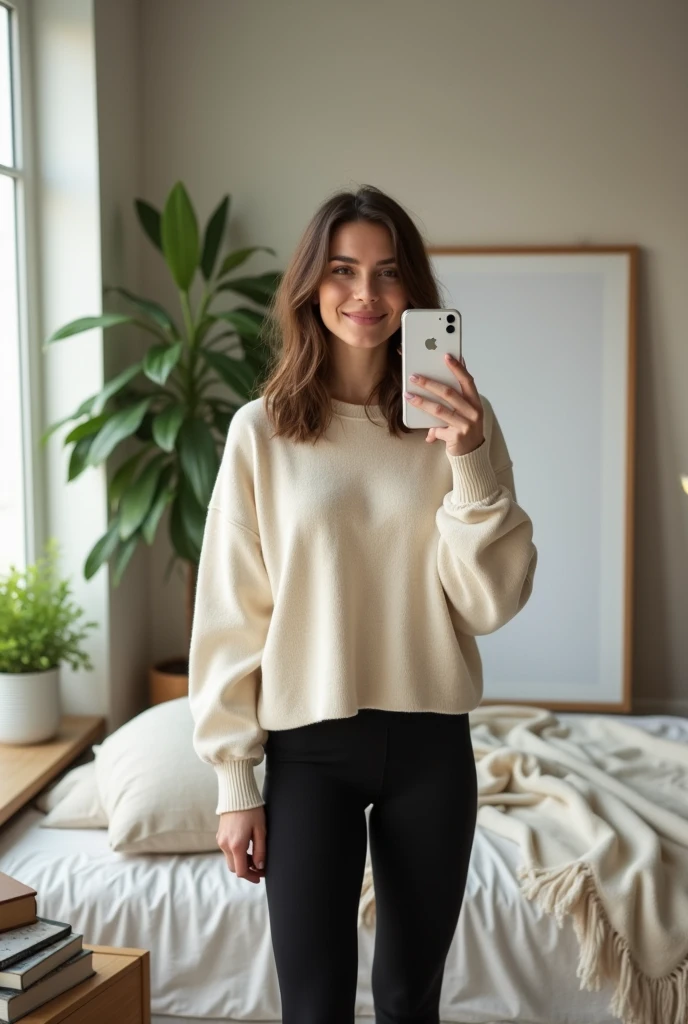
401, 308, 463, 428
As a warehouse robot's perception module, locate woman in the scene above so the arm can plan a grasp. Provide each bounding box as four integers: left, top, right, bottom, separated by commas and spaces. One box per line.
188, 184, 537, 1024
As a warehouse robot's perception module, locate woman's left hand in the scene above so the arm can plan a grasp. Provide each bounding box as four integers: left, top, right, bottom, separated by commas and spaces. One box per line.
404, 354, 485, 457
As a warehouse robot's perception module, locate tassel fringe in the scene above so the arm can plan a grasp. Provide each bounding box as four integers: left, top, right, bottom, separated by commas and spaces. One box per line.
516, 860, 688, 1024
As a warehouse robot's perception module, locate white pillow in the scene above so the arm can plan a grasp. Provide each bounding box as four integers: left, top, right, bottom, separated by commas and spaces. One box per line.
34, 759, 93, 812
93, 696, 265, 853
38, 757, 108, 829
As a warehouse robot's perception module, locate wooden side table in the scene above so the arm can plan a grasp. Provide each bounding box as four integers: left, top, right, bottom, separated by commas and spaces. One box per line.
0, 714, 106, 827
16, 945, 150, 1023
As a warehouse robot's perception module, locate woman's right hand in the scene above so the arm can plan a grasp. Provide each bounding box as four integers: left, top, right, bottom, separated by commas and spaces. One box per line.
216, 806, 267, 884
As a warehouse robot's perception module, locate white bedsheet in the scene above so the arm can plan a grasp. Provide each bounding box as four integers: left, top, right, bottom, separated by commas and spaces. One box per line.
1, 712, 685, 1023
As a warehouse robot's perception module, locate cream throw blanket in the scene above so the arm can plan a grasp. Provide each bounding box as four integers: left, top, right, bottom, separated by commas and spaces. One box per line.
357, 705, 688, 1024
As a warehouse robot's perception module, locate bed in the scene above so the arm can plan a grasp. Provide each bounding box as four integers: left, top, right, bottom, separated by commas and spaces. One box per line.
0, 709, 685, 1024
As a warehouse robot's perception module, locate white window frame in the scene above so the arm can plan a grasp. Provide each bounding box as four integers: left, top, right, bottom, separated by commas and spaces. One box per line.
1, 0, 44, 570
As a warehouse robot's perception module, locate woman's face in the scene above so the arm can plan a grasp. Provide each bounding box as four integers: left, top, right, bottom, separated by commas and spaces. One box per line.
316, 220, 408, 349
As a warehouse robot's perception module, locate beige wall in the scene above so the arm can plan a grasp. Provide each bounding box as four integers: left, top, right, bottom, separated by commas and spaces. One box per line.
130, 0, 688, 712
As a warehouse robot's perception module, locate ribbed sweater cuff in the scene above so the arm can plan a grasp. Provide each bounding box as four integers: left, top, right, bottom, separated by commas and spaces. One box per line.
215, 759, 265, 815
446, 439, 501, 505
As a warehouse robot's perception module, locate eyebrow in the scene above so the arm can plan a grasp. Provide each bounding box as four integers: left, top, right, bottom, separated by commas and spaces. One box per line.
328, 255, 397, 266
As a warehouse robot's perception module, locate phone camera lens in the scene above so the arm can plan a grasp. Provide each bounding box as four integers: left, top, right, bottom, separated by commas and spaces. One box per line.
446, 325, 455, 333
446, 314, 455, 323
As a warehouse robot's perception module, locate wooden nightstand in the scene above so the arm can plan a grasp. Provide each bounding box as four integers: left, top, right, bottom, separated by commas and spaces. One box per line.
0, 714, 106, 827
15, 945, 150, 1023
0, 717, 152, 1022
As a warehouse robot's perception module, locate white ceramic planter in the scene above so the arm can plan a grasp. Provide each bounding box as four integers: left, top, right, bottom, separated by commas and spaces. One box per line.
0, 667, 61, 744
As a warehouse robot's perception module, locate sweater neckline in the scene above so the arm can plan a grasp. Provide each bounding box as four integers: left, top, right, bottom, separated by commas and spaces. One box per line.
330, 398, 385, 420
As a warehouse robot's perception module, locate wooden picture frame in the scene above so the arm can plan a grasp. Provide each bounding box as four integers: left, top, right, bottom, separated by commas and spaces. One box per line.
427, 247, 638, 712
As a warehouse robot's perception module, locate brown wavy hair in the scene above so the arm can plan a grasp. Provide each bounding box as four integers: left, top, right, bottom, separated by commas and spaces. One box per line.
258, 184, 446, 444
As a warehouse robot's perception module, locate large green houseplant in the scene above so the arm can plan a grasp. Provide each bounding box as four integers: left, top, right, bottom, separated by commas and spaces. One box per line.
41, 182, 282, 684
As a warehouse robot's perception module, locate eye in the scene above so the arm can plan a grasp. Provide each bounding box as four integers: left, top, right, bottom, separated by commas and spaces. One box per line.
332, 266, 399, 277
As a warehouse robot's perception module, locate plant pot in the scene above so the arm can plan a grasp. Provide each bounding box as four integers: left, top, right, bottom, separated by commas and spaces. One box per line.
0, 667, 62, 744
149, 656, 189, 706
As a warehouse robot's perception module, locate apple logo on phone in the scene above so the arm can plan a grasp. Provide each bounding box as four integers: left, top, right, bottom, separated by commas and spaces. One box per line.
425, 337, 437, 350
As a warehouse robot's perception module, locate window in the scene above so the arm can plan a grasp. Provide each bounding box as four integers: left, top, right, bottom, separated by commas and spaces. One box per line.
0, 0, 31, 576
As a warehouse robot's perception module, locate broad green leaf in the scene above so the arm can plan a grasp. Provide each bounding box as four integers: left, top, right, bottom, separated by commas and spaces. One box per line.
68, 437, 95, 481
200, 195, 230, 281
203, 332, 242, 352
41, 414, 74, 445
214, 271, 281, 304
84, 519, 121, 580
177, 417, 219, 507
206, 308, 264, 340
177, 476, 205, 556
143, 340, 183, 385
64, 412, 112, 445
169, 492, 200, 562
103, 286, 179, 335
109, 449, 148, 507
86, 398, 152, 467
200, 349, 256, 398
151, 403, 185, 451
112, 532, 140, 586
135, 408, 161, 444
243, 346, 269, 375
135, 198, 162, 251
91, 362, 143, 416
40, 394, 97, 445
216, 246, 276, 279
195, 316, 220, 346
118, 453, 168, 541
205, 398, 242, 415
208, 405, 234, 435
74, 395, 98, 416
141, 465, 176, 545
44, 314, 133, 347
161, 182, 199, 291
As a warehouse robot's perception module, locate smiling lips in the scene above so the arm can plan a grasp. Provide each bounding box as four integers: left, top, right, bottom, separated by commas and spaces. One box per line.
344, 312, 386, 325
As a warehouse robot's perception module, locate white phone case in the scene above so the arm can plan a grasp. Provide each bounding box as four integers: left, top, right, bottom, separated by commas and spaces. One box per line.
401, 308, 463, 428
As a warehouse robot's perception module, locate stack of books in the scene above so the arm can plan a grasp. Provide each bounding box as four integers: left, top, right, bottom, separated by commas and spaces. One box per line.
0, 872, 94, 1023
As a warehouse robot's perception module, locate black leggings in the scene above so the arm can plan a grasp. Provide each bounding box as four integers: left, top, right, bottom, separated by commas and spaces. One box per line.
262, 707, 478, 1024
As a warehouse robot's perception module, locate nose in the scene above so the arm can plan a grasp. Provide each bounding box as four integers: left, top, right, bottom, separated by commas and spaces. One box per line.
353, 273, 381, 303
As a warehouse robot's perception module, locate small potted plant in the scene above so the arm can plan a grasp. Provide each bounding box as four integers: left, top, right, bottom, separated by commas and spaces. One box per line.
0, 537, 97, 744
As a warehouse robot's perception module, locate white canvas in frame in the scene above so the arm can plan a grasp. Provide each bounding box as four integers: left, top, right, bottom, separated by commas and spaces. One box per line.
428, 248, 637, 711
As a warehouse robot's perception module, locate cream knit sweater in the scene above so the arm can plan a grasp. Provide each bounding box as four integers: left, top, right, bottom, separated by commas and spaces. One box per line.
188, 394, 537, 814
